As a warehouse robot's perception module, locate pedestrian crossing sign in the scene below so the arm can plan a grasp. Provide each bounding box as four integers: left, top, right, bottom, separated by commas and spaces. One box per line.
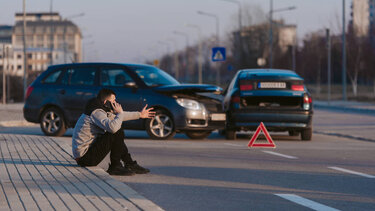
212, 47, 226, 62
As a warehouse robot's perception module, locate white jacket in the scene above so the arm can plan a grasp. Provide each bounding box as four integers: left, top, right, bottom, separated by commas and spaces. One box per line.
72, 109, 140, 159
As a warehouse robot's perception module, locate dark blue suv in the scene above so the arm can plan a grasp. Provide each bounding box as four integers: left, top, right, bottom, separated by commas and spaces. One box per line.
24, 63, 225, 139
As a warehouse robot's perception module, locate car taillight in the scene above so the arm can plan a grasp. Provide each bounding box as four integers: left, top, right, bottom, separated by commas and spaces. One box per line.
240, 84, 253, 91
304, 95, 312, 103
291, 85, 304, 91
25, 86, 34, 100
303, 94, 312, 110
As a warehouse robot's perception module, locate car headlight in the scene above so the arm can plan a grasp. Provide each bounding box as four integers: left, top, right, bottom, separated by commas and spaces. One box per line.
176, 98, 202, 110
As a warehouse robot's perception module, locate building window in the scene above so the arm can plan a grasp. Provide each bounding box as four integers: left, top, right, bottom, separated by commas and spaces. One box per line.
17, 65, 22, 70
28, 65, 32, 70
17, 54, 22, 59
27, 54, 32, 59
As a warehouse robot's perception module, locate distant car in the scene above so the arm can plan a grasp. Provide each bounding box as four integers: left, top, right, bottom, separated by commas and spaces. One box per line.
223, 69, 313, 140
24, 63, 226, 139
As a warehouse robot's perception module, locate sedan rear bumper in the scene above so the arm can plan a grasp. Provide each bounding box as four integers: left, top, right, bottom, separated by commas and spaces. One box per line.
228, 111, 312, 131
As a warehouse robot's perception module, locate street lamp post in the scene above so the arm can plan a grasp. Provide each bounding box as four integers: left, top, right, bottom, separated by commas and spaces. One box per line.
22, 0, 27, 100
268, 0, 296, 68
342, 0, 347, 101
49, 0, 54, 65
197, 11, 220, 45
186, 24, 203, 84
2, 44, 5, 104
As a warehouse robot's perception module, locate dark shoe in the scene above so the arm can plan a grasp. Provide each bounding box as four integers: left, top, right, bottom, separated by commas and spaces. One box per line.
125, 161, 150, 174
107, 163, 135, 176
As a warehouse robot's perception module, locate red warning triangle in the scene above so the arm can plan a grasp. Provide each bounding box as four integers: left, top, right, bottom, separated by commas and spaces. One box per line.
248, 122, 276, 148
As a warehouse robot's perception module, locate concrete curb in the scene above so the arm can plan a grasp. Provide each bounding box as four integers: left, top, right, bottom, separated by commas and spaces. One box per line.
313, 130, 375, 143
313, 102, 375, 115
55, 138, 164, 211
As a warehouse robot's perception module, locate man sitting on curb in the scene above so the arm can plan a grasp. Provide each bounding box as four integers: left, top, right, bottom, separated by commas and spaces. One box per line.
72, 88, 155, 175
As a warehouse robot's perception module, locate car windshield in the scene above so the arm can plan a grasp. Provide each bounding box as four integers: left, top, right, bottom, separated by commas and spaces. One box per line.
131, 66, 180, 87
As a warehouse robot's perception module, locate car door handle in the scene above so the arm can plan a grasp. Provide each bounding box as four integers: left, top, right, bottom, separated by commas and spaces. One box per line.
58, 89, 65, 95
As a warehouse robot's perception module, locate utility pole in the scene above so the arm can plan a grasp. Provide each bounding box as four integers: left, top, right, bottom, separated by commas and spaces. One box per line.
326, 28, 332, 104
269, 0, 273, 68
342, 0, 347, 101
49, 0, 54, 65
2, 44, 5, 104
22, 0, 27, 100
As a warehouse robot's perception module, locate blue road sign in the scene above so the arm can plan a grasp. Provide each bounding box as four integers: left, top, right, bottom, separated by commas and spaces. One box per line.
212, 47, 226, 62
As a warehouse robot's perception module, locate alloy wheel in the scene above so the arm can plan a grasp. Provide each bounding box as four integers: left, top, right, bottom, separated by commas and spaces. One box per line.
149, 114, 173, 138
42, 111, 62, 134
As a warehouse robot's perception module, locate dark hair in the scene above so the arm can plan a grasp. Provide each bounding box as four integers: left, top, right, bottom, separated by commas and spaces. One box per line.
97, 88, 116, 103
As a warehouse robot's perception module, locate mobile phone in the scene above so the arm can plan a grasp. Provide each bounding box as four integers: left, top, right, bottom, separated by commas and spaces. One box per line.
104, 101, 114, 110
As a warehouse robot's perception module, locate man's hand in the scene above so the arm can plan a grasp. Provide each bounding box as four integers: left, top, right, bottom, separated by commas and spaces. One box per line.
140, 104, 156, 118
112, 101, 123, 114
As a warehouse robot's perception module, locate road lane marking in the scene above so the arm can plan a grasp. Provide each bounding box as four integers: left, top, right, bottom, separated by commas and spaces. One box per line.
262, 150, 298, 159
275, 194, 341, 211
223, 143, 242, 147
328, 166, 375, 179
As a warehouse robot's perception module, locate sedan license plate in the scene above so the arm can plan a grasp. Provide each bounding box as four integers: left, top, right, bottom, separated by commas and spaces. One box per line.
259, 82, 286, 89
211, 113, 226, 121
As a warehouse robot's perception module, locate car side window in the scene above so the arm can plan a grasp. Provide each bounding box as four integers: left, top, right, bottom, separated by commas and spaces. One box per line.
42, 69, 63, 84
100, 68, 134, 87
61, 67, 97, 86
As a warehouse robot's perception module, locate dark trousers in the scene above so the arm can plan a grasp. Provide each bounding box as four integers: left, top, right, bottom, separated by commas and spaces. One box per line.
77, 130, 133, 167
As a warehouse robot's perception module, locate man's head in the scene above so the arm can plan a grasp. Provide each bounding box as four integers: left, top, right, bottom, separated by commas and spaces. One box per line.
97, 88, 116, 104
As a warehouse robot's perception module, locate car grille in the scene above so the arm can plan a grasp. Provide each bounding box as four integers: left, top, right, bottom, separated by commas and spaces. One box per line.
241, 96, 303, 109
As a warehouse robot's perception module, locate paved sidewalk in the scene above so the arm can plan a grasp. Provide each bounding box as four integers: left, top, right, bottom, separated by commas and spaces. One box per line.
0, 134, 163, 211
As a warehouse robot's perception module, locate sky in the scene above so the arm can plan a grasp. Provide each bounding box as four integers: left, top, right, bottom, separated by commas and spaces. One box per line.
0, 0, 352, 63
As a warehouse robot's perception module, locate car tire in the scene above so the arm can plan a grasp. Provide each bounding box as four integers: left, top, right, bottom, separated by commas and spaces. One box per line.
225, 130, 236, 140
288, 130, 299, 136
301, 128, 312, 141
185, 131, 212, 139
146, 109, 176, 140
40, 107, 67, 137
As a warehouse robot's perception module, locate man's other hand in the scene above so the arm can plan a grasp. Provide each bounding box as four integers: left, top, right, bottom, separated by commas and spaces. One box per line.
112, 101, 123, 114
140, 104, 156, 118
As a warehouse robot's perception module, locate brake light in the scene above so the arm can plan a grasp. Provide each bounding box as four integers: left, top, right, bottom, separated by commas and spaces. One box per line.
304, 95, 312, 104
240, 84, 253, 91
303, 95, 312, 110
291, 85, 304, 91
25, 86, 34, 100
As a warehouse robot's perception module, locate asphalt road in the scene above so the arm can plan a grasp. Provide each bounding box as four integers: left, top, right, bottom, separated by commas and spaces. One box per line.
1, 109, 374, 211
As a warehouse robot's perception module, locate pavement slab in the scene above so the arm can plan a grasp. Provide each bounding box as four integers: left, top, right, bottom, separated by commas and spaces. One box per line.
0, 134, 163, 211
